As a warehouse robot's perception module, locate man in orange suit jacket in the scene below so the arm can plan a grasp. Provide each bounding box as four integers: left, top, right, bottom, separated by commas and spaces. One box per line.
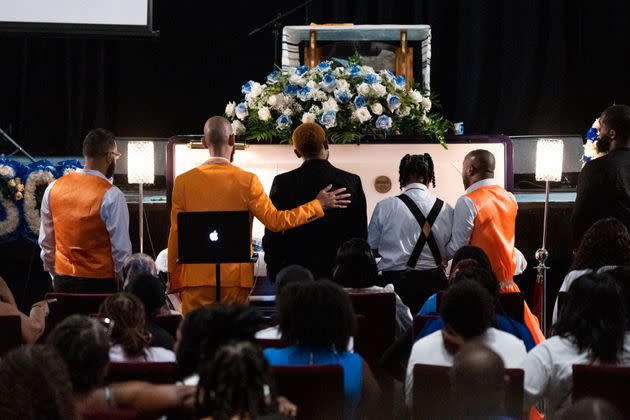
168, 116, 350, 313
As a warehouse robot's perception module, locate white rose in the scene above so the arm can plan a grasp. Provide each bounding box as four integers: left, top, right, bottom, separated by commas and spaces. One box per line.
357, 83, 371, 96
336, 79, 350, 91
301, 112, 317, 123
399, 106, 411, 117
353, 107, 372, 123
371, 83, 387, 97
409, 89, 423, 104
225, 101, 236, 117
231, 120, 246, 135
592, 118, 601, 130
332, 67, 346, 77
282, 108, 293, 116
250, 82, 264, 98
309, 105, 322, 115
267, 94, 279, 107
289, 74, 302, 85
257, 107, 272, 121
370, 102, 383, 115
314, 90, 328, 101
306, 80, 317, 89
361, 65, 373, 75
421, 97, 432, 112
322, 98, 339, 112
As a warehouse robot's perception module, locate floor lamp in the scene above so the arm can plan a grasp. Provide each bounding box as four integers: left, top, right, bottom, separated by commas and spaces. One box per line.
534, 138, 564, 337
127, 141, 155, 254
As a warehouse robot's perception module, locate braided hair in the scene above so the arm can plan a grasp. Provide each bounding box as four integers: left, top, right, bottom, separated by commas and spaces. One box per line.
196, 341, 276, 420
398, 153, 436, 189
98, 293, 149, 358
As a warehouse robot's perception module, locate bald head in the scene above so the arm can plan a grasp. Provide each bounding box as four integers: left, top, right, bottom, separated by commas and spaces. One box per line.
451, 343, 506, 416
462, 149, 495, 189
202, 116, 235, 160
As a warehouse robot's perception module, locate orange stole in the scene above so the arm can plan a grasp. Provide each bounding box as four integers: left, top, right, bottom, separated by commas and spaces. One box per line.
49, 172, 115, 278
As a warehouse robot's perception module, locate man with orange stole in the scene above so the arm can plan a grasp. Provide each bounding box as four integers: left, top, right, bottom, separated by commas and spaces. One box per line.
446, 149, 545, 343
167, 116, 350, 313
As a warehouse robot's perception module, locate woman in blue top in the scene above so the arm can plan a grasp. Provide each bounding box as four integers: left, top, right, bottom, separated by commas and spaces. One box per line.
264, 279, 381, 420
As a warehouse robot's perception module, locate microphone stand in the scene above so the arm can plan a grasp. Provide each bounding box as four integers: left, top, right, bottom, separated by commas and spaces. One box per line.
248, 0, 314, 68
0, 127, 35, 162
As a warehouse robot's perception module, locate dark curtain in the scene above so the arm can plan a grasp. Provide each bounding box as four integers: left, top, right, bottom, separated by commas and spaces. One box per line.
0, 0, 629, 156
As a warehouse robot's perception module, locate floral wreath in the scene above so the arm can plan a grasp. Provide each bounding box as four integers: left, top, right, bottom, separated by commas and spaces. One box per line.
0, 160, 26, 243
581, 118, 609, 166
225, 59, 453, 147
21, 161, 57, 242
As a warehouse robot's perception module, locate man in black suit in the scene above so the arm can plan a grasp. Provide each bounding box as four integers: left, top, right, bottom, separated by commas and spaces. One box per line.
572, 104, 630, 246
263, 122, 367, 281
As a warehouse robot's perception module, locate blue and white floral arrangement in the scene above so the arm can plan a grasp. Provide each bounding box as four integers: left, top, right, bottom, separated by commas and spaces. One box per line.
0, 159, 83, 244
582, 118, 606, 167
225, 59, 453, 147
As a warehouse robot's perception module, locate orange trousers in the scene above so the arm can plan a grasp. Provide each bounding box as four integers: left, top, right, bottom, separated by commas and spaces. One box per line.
180, 286, 251, 315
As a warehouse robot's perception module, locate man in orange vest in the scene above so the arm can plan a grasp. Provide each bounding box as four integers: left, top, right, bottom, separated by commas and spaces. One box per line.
167, 116, 350, 313
446, 149, 544, 343
39, 129, 131, 293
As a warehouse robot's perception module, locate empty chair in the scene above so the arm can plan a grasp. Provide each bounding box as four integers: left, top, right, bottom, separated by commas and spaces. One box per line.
412, 364, 524, 420
572, 364, 630, 417
0, 315, 22, 355
272, 365, 344, 420
44, 292, 112, 334
106, 362, 179, 384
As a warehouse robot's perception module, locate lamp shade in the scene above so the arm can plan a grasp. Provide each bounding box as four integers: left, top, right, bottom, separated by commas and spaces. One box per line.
535, 138, 563, 182
127, 141, 154, 184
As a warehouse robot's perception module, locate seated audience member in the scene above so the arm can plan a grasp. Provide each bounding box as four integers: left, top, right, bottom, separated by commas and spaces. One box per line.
561, 398, 622, 420
450, 343, 509, 419
418, 245, 492, 315
0, 275, 51, 344
98, 293, 176, 362
521, 272, 630, 419
405, 279, 526, 407
417, 267, 536, 351
0, 344, 75, 420
552, 217, 630, 322
255, 265, 314, 341
264, 280, 381, 420
368, 153, 454, 313
176, 303, 264, 385
122, 252, 158, 288
196, 341, 296, 420
332, 238, 412, 337
47, 315, 195, 418
125, 272, 175, 350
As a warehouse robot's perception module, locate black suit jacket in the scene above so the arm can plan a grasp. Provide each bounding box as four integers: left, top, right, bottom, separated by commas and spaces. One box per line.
571, 148, 630, 246
262, 159, 367, 281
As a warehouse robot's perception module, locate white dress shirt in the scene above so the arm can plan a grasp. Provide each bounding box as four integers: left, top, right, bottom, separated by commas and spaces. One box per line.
520, 333, 630, 419
368, 183, 454, 271
405, 328, 527, 407
109, 345, 176, 362
38, 168, 132, 280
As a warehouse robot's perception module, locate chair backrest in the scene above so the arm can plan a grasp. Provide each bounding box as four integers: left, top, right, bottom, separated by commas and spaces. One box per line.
412, 364, 524, 420
82, 409, 136, 420
0, 315, 22, 355
106, 362, 179, 384
497, 292, 525, 323
45, 292, 112, 334
573, 364, 630, 417
271, 364, 344, 420
557, 291, 569, 318
151, 313, 183, 338
348, 292, 396, 366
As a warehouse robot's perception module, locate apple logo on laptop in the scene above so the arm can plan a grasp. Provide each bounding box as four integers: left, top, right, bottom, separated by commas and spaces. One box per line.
209, 230, 219, 242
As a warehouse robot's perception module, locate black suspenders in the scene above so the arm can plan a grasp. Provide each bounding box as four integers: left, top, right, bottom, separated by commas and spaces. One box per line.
396, 194, 444, 268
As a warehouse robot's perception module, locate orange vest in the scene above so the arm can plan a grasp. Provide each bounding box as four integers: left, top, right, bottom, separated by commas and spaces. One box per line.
466, 185, 517, 283
49, 172, 115, 279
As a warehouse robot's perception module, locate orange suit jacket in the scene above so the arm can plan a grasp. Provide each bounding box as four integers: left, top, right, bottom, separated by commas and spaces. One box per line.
167, 161, 324, 290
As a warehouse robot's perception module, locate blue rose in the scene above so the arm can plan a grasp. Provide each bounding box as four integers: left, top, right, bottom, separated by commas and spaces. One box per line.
317, 61, 332, 72
296, 65, 309, 75
385, 70, 395, 79
319, 111, 337, 129
235, 102, 249, 120
297, 86, 312, 102
387, 94, 401, 110
364, 73, 380, 84
276, 114, 292, 129
375, 115, 393, 130
284, 84, 299, 97
321, 74, 337, 91
586, 127, 598, 141
267, 71, 280, 83
348, 66, 362, 77
395, 75, 406, 88
334, 90, 351, 105
354, 95, 367, 108
241, 80, 254, 95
